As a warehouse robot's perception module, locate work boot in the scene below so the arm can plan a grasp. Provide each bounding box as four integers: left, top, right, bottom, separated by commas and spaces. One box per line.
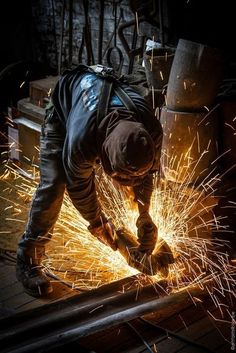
16, 246, 53, 297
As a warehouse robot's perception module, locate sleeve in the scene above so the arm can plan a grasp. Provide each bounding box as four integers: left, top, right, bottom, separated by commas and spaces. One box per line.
63, 135, 102, 225
133, 173, 154, 213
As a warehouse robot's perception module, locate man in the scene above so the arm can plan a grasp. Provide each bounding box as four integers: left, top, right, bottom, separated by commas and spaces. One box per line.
16, 64, 163, 297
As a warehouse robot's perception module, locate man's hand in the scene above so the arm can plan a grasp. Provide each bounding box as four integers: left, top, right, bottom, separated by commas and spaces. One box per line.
88, 217, 117, 251
136, 212, 158, 255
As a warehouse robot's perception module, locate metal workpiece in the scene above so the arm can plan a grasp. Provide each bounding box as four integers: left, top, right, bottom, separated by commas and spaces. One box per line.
0, 273, 209, 353
115, 227, 174, 277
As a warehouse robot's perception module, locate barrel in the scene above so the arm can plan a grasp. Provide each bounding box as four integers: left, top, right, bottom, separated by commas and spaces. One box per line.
166, 39, 224, 111
145, 88, 166, 109
144, 47, 175, 90
160, 106, 219, 185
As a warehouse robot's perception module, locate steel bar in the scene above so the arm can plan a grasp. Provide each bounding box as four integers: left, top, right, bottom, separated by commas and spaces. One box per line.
58, 0, 66, 75
158, 0, 164, 47
0, 278, 210, 353
97, 0, 104, 64
68, 0, 73, 68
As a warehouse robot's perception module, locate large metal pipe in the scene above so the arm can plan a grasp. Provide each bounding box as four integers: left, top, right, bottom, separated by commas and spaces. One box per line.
0, 278, 209, 353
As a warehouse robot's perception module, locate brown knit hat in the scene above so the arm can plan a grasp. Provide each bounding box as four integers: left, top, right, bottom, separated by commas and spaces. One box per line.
102, 120, 155, 177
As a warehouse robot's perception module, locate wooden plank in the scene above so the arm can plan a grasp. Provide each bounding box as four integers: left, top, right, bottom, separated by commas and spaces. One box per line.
16, 282, 77, 312
0, 304, 17, 318
0, 261, 79, 319
2, 289, 38, 310
197, 327, 231, 353
144, 300, 208, 333
142, 316, 214, 353
2, 281, 77, 312
215, 342, 234, 353
0, 264, 18, 290
0, 281, 25, 302
80, 324, 150, 353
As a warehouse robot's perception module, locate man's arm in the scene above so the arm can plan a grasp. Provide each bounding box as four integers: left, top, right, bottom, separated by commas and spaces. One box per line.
63, 139, 116, 250
63, 142, 102, 224
133, 173, 154, 214
133, 174, 158, 254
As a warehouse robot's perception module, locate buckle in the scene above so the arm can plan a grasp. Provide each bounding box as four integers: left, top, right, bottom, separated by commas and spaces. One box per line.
93, 64, 115, 77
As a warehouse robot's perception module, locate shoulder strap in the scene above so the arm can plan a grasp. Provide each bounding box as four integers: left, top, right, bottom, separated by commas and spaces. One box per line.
96, 79, 113, 124
113, 83, 139, 116
94, 64, 139, 123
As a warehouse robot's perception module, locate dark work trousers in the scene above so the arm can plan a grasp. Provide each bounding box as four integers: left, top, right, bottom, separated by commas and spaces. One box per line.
18, 106, 66, 257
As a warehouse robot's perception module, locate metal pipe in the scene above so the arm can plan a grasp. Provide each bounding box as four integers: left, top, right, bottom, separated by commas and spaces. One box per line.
0, 283, 209, 353
158, 0, 164, 47
68, 0, 73, 68
97, 0, 105, 64
58, 0, 66, 75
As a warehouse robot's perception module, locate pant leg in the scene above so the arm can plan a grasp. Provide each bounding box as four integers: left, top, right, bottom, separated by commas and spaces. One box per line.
18, 106, 66, 251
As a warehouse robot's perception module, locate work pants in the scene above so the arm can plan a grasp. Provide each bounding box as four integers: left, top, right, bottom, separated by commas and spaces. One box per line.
17, 106, 66, 257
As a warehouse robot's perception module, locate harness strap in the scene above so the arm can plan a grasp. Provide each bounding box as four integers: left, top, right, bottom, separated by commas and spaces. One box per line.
113, 84, 139, 116
96, 79, 113, 124
95, 64, 139, 123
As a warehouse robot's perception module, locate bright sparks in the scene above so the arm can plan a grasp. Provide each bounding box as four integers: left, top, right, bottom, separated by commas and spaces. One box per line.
0, 159, 235, 304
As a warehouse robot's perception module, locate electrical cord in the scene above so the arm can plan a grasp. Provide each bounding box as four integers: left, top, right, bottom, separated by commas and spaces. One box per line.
139, 317, 215, 353
126, 321, 154, 353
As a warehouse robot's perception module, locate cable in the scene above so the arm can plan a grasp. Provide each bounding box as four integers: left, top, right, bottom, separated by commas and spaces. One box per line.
139, 317, 215, 353
126, 321, 154, 353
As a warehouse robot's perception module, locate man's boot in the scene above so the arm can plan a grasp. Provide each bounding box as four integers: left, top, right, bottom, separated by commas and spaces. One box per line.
16, 246, 53, 297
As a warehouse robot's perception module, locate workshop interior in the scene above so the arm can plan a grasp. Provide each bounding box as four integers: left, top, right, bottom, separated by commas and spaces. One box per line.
0, 1, 235, 352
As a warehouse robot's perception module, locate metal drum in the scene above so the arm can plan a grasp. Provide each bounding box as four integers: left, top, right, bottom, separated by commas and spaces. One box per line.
144, 47, 175, 90
166, 39, 224, 111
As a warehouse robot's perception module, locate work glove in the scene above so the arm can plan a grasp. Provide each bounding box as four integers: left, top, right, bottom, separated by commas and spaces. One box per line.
136, 212, 158, 255
88, 216, 117, 251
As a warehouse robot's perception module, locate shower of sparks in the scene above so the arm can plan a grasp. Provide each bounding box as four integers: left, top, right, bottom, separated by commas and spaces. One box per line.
0, 155, 235, 306
0, 86, 236, 328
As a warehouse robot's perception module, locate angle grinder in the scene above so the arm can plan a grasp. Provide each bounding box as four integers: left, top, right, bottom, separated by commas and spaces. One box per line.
114, 227, 175, 277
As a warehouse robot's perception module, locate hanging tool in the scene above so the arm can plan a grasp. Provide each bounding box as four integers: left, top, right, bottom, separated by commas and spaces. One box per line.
118, 18, 145, 57
97, 0, 105, 64
118, 0, 163, 73
106, 0, 124, 75
158, 0, 164, 47
127, 20, 138, 74
58, 0, 66, 74
78, 0, 95, 65
50, 0, 58, 69
102, 7, 123, 60
68, 0, 73, 68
